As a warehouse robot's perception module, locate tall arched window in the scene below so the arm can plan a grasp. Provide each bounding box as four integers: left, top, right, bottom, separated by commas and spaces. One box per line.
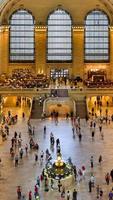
9, 9, 35, 62
47, 8, 72, 62
85, 10, 109, 62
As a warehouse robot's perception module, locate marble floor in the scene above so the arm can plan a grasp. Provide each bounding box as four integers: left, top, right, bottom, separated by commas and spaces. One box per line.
87, 96, 113, 117
0, 106, 113, 200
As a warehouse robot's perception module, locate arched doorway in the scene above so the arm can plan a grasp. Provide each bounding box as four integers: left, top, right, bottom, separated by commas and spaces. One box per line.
43, 97, 76, 117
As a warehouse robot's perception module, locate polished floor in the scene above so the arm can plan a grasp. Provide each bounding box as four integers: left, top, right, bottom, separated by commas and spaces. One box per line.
0, 106, 113, 200
87, 97, 113, 117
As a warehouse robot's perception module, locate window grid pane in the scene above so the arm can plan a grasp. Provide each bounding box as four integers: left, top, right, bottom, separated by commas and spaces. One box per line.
9, 9, 35, 62
85, 10, 109, 62
47, 9, 72, 62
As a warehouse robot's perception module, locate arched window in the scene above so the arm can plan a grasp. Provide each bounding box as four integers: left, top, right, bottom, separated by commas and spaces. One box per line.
85, 10, 109, 62
47, 8, 72, 62
9, 9, 35, 62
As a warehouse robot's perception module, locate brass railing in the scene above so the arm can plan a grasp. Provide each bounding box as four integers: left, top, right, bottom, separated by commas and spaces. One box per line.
0, 87, 113, 96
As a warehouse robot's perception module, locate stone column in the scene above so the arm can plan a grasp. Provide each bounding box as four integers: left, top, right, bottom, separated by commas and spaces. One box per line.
35, 26, 46, 75
72, 26, 84, 79
0, 25, 9, 74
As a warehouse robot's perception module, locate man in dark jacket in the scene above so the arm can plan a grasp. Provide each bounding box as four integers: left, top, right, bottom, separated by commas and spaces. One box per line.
110, 169, 113, 182
72, 189, 77, 200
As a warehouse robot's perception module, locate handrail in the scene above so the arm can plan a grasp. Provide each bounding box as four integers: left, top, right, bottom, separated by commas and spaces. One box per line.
1, 87, 113, 91
0, 87, 113, 97
0, 86, 113, 90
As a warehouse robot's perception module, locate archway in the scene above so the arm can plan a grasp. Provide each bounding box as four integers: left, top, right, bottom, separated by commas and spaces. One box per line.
43, 97, 76, 117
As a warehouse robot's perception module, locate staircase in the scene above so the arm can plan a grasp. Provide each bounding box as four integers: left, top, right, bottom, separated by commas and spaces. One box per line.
76, 99, 88, 119
30, 98, 43, 119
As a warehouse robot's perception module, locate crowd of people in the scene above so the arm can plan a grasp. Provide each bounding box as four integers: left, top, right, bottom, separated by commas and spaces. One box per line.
1, 105, 113, 200
1, 69, 113, 90
0, 111, 18, 141
84, 79, 113, 88
0, 69, 49, 89
11, 117, 79, 200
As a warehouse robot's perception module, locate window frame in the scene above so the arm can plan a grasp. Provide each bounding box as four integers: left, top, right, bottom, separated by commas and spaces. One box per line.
84, 9, 110, 63
9, 9, 35, 63
46, 8, 73, 63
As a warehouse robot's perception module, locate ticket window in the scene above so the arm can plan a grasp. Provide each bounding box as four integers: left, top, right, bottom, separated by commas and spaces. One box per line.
50, 69, 69, 78
92, 75, 105, 82
88, 70, 106, 81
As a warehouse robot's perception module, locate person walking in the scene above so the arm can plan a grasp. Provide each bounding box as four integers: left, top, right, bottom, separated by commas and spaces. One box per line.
15, 154, 19, 167
110, 169, 113, 182
44, 126, 46, 135
99, 188, 103, 200
98, 155, 102, 165
96, 185, 100, 198
50, 178, 54, 189
40, 151, 44, 165
78, 133, 82, 142
91, 130, 95, 141
35, 153, 38, 164
78, 169, 83, 182
19, 132, 21, 138
72, 189, 77, 200
28, 191, 32, 200
73, 165, 77, 180
58, 180, 62, 192
25, 144, 28, 155
67, 191, 70, 200
90, 174, 95, 187
88, 180, 92, 192
61, 186, 65, 198
90, 156, 94, 169
93, 121, 96, 129
72, 126, 75, 136
34, 185, 38, 198
19, 148, 23, 159
56, 138, 60, 147
105, 173, 110, 185
99, 124, 102, 133
108, 190, 113, 200
44, 176, 49, 192
82, 165, 86, 179
17, 186, 21, 199
36, 176, 40, 187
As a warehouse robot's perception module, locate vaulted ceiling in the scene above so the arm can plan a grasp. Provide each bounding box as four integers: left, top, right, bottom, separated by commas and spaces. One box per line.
0, 0, 113, 25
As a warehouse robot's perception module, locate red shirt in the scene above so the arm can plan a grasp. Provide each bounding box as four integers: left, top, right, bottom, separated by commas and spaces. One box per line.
35, 185, 38, 193
29, 191, 32, 198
